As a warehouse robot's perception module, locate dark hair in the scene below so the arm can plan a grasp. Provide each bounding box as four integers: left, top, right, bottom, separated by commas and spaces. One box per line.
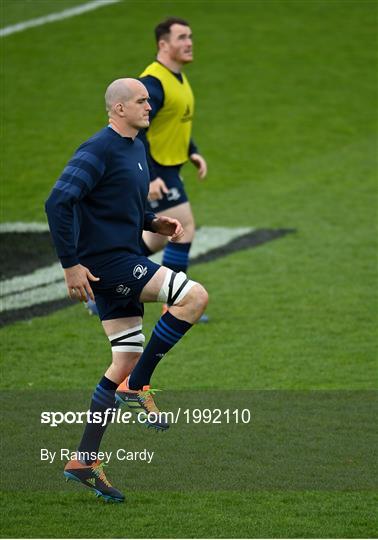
155, 17, 190, 43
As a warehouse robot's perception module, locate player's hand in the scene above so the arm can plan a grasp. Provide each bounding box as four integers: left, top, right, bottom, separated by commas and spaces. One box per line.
190, 153, 207, 179
63, 264, 100, 302
148, 177, 169, 201
151, 216, 184, 242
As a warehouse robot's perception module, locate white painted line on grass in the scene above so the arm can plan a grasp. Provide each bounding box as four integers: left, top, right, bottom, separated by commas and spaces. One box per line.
0, 226, 253, 311
1, 281, 68, 311
0, 222, 50, 233
0, 0, 121, 38
0, 263, 62, 296
150, 226, 253, 264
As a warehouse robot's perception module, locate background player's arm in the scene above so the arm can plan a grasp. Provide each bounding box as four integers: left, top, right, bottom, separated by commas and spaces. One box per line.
189, 139, 207, 179
190, 152, 207, 179
138, 76, 169, 200
148, 177, 169, 201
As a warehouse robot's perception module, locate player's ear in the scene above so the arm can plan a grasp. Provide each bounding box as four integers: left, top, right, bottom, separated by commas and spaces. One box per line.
158, 38, 169, 52
115, 102, 126, 116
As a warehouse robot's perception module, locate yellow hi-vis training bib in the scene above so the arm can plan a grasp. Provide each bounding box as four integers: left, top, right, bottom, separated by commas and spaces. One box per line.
140, 61, 194, 166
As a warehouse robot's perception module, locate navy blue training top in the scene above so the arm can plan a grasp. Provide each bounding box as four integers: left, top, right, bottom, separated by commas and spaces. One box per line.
45, 126, 156, 268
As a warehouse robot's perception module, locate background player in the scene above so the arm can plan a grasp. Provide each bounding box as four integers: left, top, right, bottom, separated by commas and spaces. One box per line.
86, 17, 209, 321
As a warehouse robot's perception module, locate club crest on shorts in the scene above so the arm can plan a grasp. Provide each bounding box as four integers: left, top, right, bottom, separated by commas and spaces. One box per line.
167, 187, 181, 202
133, 264, 147, 280
116, 284, 131, 296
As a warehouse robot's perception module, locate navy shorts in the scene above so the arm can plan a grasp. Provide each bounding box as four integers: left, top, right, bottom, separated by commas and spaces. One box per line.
147, 161, 188, 213
86, 253, 160, 321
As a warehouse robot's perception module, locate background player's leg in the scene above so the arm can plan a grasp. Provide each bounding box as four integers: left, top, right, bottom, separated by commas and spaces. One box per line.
161, 203, 195, 272
142, 203, 209, 321
142, 202, 195, 268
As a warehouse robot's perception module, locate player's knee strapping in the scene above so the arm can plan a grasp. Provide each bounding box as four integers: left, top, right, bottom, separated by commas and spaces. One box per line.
108, 324, 145, 353
158, 269, 196, 306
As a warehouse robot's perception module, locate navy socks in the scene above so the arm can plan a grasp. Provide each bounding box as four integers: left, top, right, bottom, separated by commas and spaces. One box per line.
128, 311, 192, 390
142, 240, 191, 273
77, 376, 118, 464
162, 241, 191, 273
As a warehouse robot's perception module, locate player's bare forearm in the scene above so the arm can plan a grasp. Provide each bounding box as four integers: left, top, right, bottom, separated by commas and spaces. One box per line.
190, 153, 208, 179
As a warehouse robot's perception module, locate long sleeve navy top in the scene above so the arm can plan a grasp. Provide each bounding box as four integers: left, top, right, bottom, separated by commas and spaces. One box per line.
138, 73, 199, 179
45, 126, 156, 268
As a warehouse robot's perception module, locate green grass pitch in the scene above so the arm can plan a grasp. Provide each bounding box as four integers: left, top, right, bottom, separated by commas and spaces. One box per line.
1, 0, 377, 537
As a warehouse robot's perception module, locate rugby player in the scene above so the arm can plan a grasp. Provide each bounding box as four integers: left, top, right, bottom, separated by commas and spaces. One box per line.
45, 78, 208, 502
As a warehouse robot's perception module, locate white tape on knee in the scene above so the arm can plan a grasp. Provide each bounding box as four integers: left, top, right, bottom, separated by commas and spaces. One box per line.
108, 325, 145, 353
158, 270, 196, 306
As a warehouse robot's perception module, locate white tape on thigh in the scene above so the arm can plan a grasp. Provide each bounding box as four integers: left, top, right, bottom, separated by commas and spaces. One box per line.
157, 270, 196, 306
108, 324, 145, 352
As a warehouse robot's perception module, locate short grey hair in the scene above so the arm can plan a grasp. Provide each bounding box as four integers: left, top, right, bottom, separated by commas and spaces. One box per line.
104, 78, 134, 113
